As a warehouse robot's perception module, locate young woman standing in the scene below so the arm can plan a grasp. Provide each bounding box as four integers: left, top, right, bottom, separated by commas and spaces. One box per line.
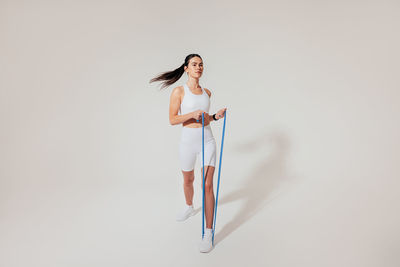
150, 54, 226, 253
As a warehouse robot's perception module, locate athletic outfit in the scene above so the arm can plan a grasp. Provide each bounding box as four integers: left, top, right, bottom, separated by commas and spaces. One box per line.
176, 83, 216, 253
178, 83, 216, 172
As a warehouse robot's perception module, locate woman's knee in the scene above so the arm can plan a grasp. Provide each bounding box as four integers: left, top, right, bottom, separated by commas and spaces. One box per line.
182, 170, 194, 184
204, 180, 214, 192
184, 177, 194, 185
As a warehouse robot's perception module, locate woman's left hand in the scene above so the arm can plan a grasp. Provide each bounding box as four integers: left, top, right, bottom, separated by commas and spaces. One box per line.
216, 108, 227, 119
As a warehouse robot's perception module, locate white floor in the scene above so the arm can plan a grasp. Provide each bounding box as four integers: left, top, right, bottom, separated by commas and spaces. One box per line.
1, 125, 399, 267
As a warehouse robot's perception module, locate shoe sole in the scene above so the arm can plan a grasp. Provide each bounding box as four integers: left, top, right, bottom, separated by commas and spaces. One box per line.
199, 245, 213, 253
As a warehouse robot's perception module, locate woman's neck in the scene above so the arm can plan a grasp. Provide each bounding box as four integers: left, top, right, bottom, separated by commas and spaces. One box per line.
186, 78, 200, 89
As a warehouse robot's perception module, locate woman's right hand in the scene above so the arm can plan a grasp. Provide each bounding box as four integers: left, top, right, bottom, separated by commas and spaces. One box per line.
192, 110, 207, 121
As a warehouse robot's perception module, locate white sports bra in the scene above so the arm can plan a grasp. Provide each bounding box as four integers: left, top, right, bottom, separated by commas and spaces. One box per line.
179, 83, 210, 115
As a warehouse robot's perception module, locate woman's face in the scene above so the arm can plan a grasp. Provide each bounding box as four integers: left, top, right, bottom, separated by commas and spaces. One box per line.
185, 57, 203, 78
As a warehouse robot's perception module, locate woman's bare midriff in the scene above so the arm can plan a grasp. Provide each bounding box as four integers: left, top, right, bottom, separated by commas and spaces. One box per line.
183, 119, 210, 128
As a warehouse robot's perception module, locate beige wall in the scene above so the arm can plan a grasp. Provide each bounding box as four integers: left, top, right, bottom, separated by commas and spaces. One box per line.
1, 1, 399, 266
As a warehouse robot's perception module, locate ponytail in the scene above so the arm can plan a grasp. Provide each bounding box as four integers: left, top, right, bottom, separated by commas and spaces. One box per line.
149, 54, 202, 90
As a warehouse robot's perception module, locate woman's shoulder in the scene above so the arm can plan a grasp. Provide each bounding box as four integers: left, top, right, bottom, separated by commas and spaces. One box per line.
171, 85, 184, 96
170, 85, 185, 101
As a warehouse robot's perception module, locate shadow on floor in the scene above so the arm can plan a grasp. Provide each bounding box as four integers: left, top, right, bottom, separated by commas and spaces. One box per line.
214, 129, 297, 245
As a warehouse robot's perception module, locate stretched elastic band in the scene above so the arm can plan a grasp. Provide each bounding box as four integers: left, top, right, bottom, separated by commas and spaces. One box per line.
200, 111, 227, 245
212, 110, 226, 245
201, 113, 205, 238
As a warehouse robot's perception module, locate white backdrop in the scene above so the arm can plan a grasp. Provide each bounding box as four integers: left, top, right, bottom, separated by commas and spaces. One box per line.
1, 1, 399, 266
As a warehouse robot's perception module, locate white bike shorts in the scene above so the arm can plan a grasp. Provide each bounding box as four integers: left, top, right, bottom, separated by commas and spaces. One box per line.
179, 125, 216, 172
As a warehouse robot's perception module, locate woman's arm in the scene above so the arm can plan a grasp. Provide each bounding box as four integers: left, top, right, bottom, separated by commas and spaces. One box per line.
209, 108, 227, 122
169, 87, 193, 125
209, 114, 215, 122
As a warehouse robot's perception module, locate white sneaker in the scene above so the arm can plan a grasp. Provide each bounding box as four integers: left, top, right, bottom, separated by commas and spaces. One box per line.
176, 204, 195, 222
198, 228, 213, 253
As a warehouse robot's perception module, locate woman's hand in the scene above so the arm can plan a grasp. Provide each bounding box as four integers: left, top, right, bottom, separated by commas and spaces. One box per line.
192, 110, 209, 123
215, 108, 227, 120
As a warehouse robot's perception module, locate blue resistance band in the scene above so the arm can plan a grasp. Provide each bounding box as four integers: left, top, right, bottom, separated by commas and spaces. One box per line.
200, 111, 227, 244
212, 110, 226, 245
201, 113, 205, 239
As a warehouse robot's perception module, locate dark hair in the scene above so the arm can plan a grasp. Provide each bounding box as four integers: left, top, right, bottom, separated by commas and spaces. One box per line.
149, 54, 202, 90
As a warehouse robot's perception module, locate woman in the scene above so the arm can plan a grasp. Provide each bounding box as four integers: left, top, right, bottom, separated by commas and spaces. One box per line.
150, 54, 226, 253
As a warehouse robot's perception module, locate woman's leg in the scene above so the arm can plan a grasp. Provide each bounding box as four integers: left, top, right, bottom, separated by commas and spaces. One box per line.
179, 129, 197, 206
201, 165, 216, 229
181, 170, 195, 205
